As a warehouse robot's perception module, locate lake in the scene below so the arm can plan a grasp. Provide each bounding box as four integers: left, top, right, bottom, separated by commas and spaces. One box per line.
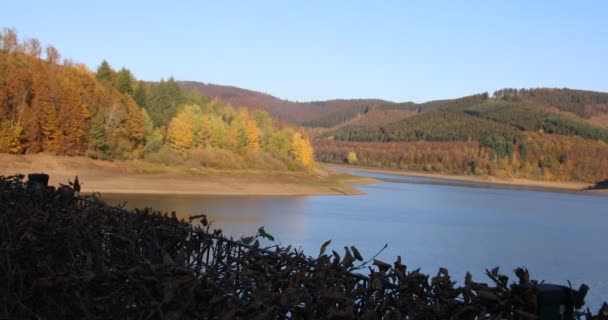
101, 168, 608, 310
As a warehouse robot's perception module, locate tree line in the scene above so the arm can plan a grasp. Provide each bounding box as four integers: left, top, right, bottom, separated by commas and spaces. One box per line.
315, 133, 608, 183
493, 88, 608, 118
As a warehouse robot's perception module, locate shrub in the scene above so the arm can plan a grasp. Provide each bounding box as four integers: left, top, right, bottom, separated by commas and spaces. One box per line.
144, 145, 184, 166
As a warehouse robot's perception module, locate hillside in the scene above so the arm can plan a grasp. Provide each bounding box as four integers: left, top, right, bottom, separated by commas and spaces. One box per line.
315, 91, 608, 183
3, 28, 607, 184
180, 82, 495, 129
179, 80, 608, 183
0, 29, 314, 171
183, 81, 608, 134
179, 81, 390, 127
324, 90, 608, 142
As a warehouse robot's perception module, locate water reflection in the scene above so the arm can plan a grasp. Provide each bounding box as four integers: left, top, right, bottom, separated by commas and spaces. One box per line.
101, 193, 311, 246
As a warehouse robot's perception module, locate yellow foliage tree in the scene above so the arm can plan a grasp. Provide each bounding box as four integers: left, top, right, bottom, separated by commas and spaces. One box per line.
227, 122, 246, 153
245, 119, 260, 151
0, 121, 25, 154
167, 108, 194, 155
126, 100, 146, 150
236, 107, 249, 123
346, 151, 358, 164
290, 132, 314, 168
208, 115, 226, 148
40, 103, 61, 152
199, 115, 213, 145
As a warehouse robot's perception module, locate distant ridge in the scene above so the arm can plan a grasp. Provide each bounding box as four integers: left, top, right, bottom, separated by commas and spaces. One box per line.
178, 81, 391, 126
180, 81, 608, 131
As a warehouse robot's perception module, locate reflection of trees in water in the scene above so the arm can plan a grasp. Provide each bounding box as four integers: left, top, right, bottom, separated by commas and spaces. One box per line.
101, 193, 310, 246
207, 196, 310, 247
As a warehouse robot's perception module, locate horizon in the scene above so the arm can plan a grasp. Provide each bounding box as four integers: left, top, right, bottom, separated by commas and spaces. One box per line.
180, 80, 608, 105
2, 1, 607, 103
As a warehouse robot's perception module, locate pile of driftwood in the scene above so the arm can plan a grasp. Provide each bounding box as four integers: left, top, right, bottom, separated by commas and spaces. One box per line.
1, 174, 607, 319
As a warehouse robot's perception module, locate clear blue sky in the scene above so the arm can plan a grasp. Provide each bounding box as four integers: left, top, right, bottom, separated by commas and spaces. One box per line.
2, 1, 607, 102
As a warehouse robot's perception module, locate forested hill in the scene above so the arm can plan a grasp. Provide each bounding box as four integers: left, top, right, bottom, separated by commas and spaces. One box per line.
179, 81, 391, 127
315, 90, 608, 183
326, 91, 608, 143
181, 81, 608, 131
0, 29, 314, 171
180, 80, 608, 183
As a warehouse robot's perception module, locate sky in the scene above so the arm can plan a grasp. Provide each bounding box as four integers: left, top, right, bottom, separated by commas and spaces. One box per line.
2, 1, 607, 103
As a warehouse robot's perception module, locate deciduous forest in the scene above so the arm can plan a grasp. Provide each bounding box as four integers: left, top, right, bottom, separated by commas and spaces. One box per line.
0, 29, 313, 171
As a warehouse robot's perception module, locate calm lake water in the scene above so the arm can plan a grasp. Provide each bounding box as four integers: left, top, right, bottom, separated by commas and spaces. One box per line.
101, 168, 608, 310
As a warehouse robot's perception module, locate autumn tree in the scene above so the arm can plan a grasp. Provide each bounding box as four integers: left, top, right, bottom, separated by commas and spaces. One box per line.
208, 115, 226, 148
166, 105, 198, 155
252, 110, 272, 128
167, 116, 192, 155
126, 99, 145, 151
1, 28, 18, 52
245, 119, 260, 151
23, 38, 42, 57
45, 45, 60, 64
0, 121, 24, 153
346, 151, 358, 164
40, 103, 60, 152
290, 132, 314, 168
226, 122, 244, 153
268, 131, 290, 158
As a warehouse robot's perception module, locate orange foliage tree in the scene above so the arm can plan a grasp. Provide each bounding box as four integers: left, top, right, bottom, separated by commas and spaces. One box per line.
291, 132, 314, 168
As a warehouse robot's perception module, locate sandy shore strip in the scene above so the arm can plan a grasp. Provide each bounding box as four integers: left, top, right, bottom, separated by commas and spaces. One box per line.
325, 164, 608, 195
0, 154, 375, 196
4, 154, 603, 196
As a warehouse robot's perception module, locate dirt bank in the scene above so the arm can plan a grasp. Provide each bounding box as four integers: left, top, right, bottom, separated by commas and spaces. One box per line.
0, 154, 375, 196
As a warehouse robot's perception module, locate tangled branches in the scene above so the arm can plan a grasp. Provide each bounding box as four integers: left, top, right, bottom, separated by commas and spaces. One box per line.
0, 174, 606, 319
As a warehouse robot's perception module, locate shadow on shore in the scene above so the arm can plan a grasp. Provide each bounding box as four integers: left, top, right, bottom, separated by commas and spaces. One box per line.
586, 179, 608, 190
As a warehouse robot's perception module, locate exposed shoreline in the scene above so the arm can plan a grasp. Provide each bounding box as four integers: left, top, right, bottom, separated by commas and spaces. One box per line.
3, 154, 605, 196
325, 164, 608, 196
0, 154, 375, 196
